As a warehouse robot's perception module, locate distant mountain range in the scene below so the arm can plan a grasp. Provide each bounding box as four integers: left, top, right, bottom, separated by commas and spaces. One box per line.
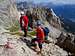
52, 5, 75, 21
51, 4, 75, 32
42, 3, 75, 32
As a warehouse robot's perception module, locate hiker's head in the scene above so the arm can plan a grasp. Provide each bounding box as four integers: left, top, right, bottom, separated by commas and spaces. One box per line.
26, 10, 31, 16
20, 11, 24, 16
37, 22, 41, 26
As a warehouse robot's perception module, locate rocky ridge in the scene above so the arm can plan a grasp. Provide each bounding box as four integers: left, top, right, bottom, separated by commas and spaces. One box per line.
0, 0, 74, 56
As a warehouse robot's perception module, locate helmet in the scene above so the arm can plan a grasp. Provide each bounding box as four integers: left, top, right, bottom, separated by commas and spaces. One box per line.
20, 11, 24, 15
37, 20, 41, 26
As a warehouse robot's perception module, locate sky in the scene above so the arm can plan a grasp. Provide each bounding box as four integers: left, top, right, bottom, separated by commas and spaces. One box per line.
16, 0, 75, 4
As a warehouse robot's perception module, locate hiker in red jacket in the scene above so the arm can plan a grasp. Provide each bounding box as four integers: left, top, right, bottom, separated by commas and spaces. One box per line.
36, 22, 45, 54
20, 11, 29, 37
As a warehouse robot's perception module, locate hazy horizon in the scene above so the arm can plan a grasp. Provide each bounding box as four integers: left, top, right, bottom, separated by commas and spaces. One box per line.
16, 0, 75, 5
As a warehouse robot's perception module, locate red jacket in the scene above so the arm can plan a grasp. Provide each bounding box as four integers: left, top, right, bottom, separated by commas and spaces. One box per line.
36, 26, 45, 43
20, 16, 29, 29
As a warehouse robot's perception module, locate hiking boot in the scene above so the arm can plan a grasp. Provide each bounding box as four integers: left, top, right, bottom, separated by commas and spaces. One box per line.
24, 35, 27, 37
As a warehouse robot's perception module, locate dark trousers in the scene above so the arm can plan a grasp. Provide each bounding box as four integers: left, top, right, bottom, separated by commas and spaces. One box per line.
23, 28, 27, 37
31, 38, 42, 49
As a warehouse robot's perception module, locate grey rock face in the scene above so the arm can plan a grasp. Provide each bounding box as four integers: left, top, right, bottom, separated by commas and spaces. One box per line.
0, 0, 19, 28
56, 32, 75, 54
0, 33, 68, 56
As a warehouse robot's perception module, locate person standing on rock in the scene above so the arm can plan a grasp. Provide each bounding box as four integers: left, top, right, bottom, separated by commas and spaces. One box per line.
26, 10, 33, 29
20, 11, 29, 37
36, 22, 45, 54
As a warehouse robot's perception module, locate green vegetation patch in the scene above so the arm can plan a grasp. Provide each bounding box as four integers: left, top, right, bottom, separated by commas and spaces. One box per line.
28, 31, 36, 36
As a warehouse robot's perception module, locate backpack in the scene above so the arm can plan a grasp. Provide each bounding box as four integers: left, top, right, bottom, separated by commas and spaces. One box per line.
43, 27, 50, 36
